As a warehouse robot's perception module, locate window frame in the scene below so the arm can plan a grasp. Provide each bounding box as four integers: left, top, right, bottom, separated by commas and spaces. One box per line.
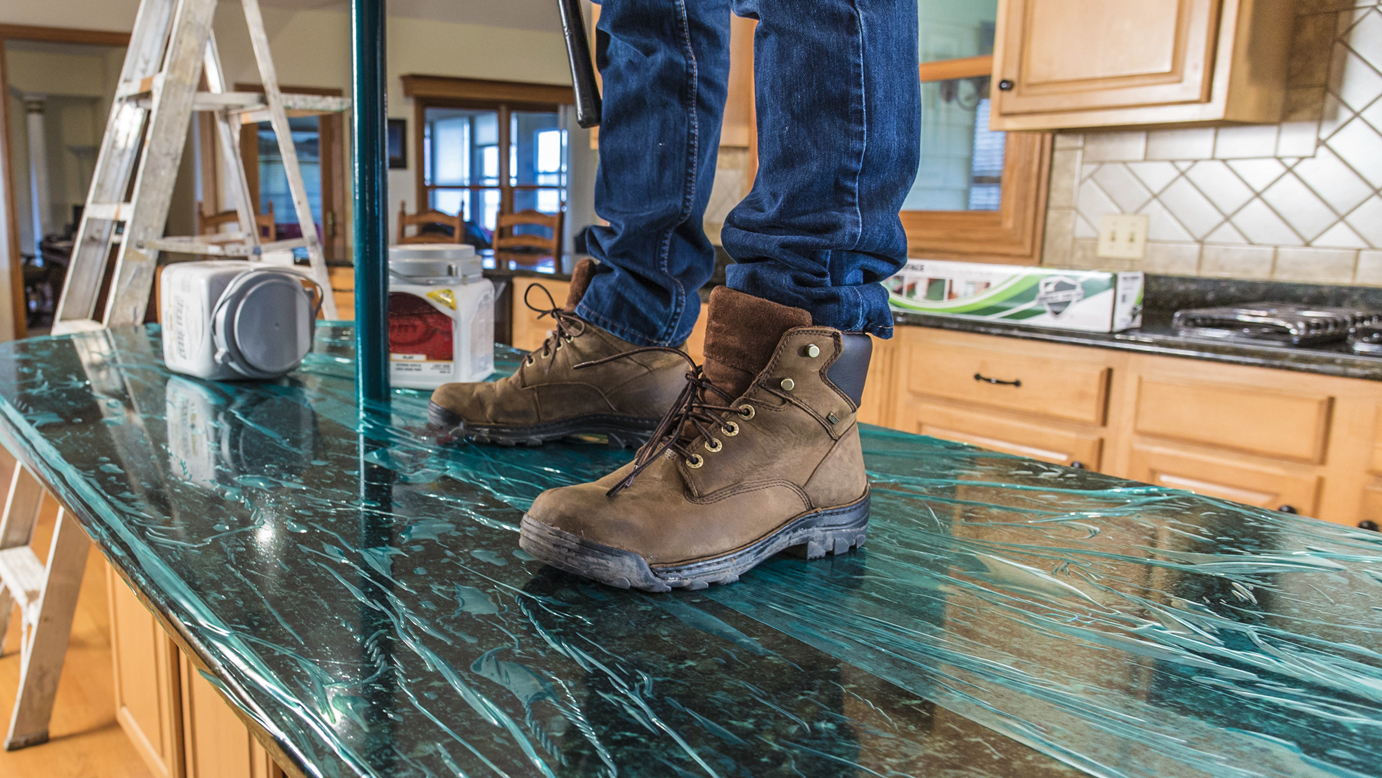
402, 76, 574, 231
902, 55, 1052, 266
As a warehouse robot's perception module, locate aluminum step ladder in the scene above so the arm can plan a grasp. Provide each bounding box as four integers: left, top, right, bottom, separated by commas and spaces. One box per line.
0, 461, 90, 750
52, 0, 348, 335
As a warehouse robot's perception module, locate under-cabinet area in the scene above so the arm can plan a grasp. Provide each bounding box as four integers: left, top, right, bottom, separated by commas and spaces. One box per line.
861, 326, 1382, 527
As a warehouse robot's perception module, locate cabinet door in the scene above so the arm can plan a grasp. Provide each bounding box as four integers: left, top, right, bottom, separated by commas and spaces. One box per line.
899, 400, 1103, 470
1128, 442, 1321, 515
994, 0, 1221, 115
108, 564, 184, 778
180, 655, 281, 778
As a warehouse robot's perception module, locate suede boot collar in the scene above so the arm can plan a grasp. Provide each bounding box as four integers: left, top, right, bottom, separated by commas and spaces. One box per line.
701, 287, 811, 399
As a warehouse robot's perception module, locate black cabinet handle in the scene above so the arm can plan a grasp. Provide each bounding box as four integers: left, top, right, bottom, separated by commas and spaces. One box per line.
975, 373, 1021, 387
998, 79, 1014, 91
1359, 520, 1380, 531
1278, 505, 1298, 514
1070, 461, 1086, 470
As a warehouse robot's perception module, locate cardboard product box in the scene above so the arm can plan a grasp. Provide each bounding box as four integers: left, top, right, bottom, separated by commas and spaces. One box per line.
886, 259, 1144, 333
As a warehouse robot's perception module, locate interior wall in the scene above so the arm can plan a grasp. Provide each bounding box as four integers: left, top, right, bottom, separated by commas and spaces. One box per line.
1041, 2, 1382, 286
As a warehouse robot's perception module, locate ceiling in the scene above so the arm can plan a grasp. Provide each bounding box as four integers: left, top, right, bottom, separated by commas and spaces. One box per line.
258, 0, 564, 34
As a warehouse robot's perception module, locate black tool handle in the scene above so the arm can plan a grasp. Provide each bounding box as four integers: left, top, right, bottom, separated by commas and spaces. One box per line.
558, 0, 602, 128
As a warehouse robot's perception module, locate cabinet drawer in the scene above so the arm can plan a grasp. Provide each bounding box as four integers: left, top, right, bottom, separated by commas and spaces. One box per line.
1362, 482, 1382, 528
511, 278, 571, 352
906, 343, 1109, 425
1128, 442, 1320, 515
1134, 378, 1332, 463
902, 401, 1102, 469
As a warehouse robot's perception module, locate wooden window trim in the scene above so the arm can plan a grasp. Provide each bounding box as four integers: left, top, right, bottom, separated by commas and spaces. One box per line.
401, 75, 574, 107
412, 88, 569, 226
904, 54, 1052, 266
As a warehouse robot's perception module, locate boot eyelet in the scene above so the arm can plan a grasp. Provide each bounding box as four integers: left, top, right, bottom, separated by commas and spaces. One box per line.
564, 336, 574, 344
704, 438, 722, 453
721, 421, 739, 437
738, 405, 756, 420
686, 454, 704, 469
526, 357, 535, 366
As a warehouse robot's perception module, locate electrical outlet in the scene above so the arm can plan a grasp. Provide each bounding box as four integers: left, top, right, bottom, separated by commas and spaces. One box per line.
1097, 214, 1149, 261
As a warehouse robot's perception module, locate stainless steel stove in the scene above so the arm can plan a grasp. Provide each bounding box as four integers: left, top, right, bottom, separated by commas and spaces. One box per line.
1172, 303, 1382, 349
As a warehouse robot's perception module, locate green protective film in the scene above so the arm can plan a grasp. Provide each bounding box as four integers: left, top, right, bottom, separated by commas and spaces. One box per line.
0, 324, 1378, 778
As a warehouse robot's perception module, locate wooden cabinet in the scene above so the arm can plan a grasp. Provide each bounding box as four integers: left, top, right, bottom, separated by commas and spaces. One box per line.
892, 327, 1121, 470
874, 325, 1382, 527
990, 0, 1296, 130
109, 565, 184, 778
108, 562, 284, 778
1127, 442, 1321, 514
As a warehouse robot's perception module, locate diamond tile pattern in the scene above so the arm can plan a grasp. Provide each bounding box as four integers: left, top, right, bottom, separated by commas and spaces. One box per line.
1058, 7, 1382, 284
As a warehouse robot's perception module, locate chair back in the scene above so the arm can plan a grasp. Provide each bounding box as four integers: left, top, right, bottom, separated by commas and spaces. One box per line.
197, 201, 276, 241
397, 202, 465, 244
494, 210, 563, 257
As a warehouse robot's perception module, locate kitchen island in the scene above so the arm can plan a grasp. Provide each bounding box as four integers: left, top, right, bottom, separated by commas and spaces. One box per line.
0, 324, 1377, 777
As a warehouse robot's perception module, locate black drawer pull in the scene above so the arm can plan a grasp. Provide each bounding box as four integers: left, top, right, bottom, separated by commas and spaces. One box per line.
1070, 461, 1086, 470
1359, 520, 1380, 531
998, 79, 1014, 91
1278, 505, 1298, 514
974, 372, 1021, 387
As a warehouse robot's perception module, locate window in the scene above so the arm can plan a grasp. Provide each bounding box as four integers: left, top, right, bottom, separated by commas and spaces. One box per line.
901, 1, 1051, 264
405, 77, 574, 239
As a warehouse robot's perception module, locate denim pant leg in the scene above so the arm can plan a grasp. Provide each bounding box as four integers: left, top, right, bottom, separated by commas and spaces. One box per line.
577, 0, 733, 348
722, 0, 920, 339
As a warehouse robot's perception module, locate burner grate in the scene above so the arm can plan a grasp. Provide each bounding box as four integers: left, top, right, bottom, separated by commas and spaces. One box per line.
1172, 303, 1380, 347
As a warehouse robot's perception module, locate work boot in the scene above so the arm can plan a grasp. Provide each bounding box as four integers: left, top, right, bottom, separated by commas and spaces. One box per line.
428, 259, 688, 447
519, 287, 873, 591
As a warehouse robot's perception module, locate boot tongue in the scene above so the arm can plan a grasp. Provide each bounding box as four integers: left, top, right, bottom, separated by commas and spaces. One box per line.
701, 287, 812, 399
563, 258, 598, 311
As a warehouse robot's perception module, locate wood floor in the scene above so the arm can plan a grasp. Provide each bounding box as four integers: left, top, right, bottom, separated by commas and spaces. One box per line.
0, 453, 152, 778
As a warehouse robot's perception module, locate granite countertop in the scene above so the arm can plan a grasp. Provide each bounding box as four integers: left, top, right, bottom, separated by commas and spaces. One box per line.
1, 324, 1378, 778
894, 274, 1382, 381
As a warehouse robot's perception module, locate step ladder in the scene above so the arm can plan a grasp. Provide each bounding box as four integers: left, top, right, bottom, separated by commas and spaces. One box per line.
0, 462, 90, 749
52, 0, 348, 335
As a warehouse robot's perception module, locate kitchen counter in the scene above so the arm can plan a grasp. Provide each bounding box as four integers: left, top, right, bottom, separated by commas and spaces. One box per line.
892, 311, 1382, 381
4, 324, 1378, 777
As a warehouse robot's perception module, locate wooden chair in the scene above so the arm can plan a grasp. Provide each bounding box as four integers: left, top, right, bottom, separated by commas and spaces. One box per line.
494, 209, 563, 258
197, 201, 276, 241
397, 202, 465, 244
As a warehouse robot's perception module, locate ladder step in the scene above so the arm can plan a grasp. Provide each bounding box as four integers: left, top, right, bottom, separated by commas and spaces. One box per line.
138, 237, 310, 257
50, 319, 107, 336
0, 548, 46, 608
84, 202, 135, 221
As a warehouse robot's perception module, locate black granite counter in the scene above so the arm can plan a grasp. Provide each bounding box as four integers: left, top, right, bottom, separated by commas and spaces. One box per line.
895, 275, 1382, 382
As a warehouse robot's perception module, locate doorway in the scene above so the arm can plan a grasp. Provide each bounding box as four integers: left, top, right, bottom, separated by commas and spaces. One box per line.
0, 27, 129, 338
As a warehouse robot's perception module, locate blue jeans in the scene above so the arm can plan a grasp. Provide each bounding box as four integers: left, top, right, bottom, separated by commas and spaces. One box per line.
578, 0, 921, 347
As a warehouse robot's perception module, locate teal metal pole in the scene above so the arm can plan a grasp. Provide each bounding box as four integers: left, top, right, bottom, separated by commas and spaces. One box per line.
351, 0, 388, 407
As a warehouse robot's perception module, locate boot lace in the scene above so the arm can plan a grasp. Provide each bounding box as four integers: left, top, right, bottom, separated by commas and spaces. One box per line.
522, 283, 587, 368
575, 348, 752, 497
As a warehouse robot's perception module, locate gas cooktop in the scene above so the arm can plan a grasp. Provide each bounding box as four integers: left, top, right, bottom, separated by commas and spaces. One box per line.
1172, 303, 1382, 352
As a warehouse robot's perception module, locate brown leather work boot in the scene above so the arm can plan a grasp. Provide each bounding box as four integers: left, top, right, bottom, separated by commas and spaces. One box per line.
428, 259, 688, 447
519, 287, 873, 591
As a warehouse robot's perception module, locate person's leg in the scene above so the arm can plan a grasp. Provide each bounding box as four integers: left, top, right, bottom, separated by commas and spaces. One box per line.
722, 0, 920, 340
576, 0, 733, 348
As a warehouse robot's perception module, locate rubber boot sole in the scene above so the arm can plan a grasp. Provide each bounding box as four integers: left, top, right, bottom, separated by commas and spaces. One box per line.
428, 401, 658, 449
518, 490, 870, 592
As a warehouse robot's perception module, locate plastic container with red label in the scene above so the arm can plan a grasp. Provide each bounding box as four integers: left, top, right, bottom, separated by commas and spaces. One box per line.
388, 244, 494, 390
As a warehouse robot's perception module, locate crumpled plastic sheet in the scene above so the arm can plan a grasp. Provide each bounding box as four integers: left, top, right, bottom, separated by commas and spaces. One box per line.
0, 323, 1378, 778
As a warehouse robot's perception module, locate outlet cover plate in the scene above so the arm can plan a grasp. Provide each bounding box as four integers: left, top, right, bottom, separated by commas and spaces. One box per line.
1097, 214, 1150, 261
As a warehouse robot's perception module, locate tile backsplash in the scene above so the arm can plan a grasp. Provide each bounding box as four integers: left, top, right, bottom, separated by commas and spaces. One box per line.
1042, 2, 1382, 286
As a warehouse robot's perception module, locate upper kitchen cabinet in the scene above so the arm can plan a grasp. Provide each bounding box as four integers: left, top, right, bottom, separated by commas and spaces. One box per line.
989, 0, 1297, 131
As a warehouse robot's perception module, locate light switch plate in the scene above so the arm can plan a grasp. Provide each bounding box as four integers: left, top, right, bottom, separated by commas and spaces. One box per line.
1097, 214, 1150, 260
